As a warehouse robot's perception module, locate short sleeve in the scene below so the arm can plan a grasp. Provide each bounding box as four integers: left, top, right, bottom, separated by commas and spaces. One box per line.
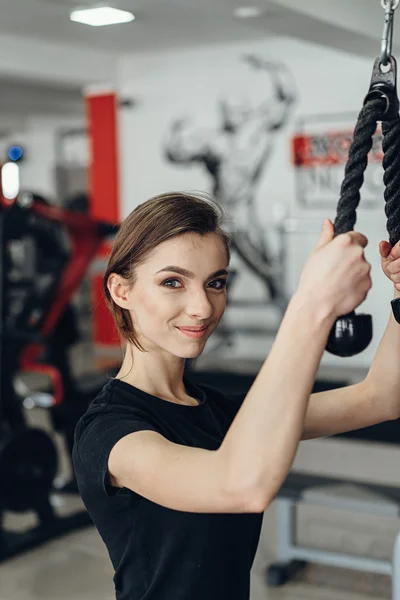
73, 406, 158, 497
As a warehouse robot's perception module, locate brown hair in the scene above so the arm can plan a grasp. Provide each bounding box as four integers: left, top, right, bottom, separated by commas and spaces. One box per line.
103, 191, 231, 351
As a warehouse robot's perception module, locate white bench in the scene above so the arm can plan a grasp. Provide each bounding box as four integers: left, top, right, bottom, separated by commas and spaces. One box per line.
267, 472, 400, 599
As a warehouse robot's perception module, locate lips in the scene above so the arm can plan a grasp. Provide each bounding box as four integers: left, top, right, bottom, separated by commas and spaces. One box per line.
176, 325, 209, 339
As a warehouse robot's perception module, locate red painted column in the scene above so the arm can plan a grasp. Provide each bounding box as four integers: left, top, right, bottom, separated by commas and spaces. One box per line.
85, 90, 121, 365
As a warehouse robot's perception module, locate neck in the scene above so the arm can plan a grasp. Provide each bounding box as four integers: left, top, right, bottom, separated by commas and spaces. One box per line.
116, 344, 189, 403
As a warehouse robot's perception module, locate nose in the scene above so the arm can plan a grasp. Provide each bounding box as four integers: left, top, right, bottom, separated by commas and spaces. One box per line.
185, 288, 214, 320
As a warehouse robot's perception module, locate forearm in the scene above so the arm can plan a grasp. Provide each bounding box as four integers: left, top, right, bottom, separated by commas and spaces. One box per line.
301, 380, 390, 440
365, 286, 400, 420
300, 288, 400, 441
220, 292, 334, 507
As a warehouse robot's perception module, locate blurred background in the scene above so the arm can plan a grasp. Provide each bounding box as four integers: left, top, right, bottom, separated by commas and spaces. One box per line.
0, 1, 400, 599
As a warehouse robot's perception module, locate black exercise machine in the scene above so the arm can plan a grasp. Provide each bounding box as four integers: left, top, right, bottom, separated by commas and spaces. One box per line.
0, 191, 117, 563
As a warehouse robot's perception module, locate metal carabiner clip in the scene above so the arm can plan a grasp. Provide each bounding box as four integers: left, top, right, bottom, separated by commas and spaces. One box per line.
364, 55, 399, 119
363, 0, 400, 118
381, 0, 399, 66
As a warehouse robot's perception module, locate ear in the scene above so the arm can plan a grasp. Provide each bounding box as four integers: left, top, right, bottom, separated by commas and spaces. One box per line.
107, 273, 133, 310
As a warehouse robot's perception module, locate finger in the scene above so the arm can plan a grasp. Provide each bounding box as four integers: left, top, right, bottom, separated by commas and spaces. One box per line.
314, 218, 334, 250
389, 239, 400, 260
379, 240, 392, 260
385, 257, 400, 274
347, 231, 368, 248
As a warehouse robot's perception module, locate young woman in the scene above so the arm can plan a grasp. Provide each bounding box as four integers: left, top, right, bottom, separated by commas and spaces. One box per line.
73, 191, 374, 600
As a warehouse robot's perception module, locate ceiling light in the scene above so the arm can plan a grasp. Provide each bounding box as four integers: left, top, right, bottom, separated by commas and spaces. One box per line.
70, 7, 135, 27
234, 6, 263, 18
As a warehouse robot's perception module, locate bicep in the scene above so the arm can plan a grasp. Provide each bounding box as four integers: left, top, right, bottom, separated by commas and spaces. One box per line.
108, 430, 259, 514
165, 127, 211, 162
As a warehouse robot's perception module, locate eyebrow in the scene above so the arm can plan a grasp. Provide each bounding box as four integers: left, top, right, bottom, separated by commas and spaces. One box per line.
155, 266, 229, 279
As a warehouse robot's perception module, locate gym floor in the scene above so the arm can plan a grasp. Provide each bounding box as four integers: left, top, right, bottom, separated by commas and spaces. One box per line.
0, 344, 393, 600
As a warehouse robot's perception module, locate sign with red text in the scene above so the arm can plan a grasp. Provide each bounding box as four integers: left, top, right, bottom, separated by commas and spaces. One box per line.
292, 115, 384, 208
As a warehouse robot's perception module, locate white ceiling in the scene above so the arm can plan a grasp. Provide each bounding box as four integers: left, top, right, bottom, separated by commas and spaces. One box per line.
1, 0, 279, 53
2, 0, 398, 55
1, 0, 399, 123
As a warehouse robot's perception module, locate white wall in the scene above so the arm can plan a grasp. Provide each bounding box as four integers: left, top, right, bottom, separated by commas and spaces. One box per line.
117, 37, 393, 370
0, 33, 117, 86
0, 115, 87, 200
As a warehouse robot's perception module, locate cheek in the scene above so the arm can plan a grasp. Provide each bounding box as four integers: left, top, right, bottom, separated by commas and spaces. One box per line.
134, 288, 179, 325
215, 293, 227, 313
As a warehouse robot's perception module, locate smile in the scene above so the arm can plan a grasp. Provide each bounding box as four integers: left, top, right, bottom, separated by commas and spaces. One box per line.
176, 326, 208, 339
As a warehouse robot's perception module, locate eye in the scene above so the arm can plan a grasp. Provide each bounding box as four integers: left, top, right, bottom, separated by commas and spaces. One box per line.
162, 278, 182, 288
209, 278, 227, 290
161, 278, 227, 290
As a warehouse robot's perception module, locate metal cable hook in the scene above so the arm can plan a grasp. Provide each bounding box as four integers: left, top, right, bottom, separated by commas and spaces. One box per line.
381, 0, 399, 66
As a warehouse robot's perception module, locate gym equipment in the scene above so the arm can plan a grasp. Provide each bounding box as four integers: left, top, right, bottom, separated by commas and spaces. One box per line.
327, 0, 400, 357
266, 472, 400, 599
0, 191, 116, 563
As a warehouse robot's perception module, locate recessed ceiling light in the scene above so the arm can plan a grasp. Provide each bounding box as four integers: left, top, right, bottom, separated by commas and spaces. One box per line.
234, 6, 263, 18
70, 6, 135, 27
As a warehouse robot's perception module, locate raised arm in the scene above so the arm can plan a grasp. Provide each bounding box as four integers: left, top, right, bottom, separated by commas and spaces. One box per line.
244, 54, 297, 131
164, 118, 213, 164
219, 223, 371, 509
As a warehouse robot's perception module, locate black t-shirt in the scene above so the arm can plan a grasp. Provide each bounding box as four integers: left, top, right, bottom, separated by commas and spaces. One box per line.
73, 377, 264, 600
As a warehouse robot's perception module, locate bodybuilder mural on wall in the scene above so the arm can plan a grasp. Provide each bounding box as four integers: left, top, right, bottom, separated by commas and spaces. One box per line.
164, 55, 297, 314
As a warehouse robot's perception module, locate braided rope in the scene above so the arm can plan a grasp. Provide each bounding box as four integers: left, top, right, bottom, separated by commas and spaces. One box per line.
333, 98, 387, 235
382, 119, 400, 245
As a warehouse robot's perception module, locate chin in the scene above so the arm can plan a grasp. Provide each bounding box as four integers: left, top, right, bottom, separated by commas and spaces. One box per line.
177, 347, 205, 360
174, 343, 206, 360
